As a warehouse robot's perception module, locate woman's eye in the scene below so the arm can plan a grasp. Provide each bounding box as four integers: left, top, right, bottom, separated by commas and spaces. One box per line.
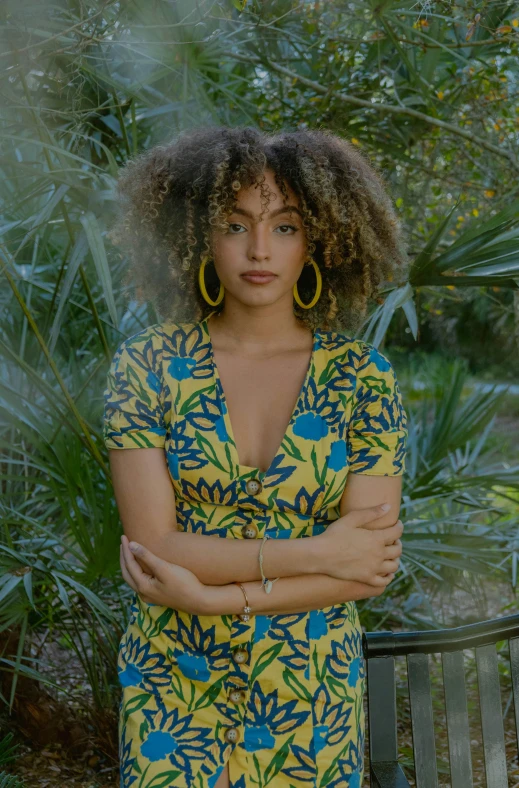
226, 223, 298, 234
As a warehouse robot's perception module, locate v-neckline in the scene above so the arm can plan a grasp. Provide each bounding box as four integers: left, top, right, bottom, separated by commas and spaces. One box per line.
201, 311, 318, 478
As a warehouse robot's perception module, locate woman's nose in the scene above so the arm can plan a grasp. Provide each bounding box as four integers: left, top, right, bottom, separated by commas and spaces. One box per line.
247, 225, 271, 260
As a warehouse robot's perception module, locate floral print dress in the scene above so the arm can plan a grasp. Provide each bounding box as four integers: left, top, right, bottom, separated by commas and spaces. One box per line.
103, 311, 408, 788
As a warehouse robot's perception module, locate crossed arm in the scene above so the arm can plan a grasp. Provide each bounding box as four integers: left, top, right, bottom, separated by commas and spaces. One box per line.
110, 447, 403, 616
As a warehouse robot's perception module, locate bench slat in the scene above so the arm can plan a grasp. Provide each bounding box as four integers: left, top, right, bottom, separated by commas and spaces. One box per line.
367, 655, 398, 763
442, 650, 473, 788
510, 636, 519, 754
476, 643, 508, 788
407, 652, 438, 788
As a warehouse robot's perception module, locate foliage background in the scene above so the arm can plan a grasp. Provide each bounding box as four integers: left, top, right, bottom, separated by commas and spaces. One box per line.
1, 0, 519, 784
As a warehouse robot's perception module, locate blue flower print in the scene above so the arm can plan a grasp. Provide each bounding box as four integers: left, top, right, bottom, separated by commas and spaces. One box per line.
168, 355, 197, 380
326, 627, 365, 689
140, 699, 213, 778
368, 346, 392, 372
328, 439, 347, 471
308, 609, 328, 640
141, 730, 178, 762
293, 412, 329, 441
118, 631, 174, 695
176, 651, 210, 682
146, 370, 162, 394
243, 682, 310, 752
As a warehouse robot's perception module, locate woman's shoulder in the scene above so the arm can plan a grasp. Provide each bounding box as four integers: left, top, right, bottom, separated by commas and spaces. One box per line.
112, 319, 201, 353
316, 327, 370, 362
316, 328, 400, 389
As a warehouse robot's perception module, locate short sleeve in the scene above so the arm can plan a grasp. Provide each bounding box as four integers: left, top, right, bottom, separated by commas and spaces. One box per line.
347, 343, 408, 476
103, 326, 166, 450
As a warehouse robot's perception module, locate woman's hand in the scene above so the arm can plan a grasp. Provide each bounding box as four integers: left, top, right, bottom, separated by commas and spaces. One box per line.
120, 534, 207, 614
314, 503, 403, 587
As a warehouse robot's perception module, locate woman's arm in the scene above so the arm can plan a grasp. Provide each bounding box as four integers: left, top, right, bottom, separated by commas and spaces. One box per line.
120, 534, 395, 615
110, 447, 320, 583
201, 572, 391, 616
197, 474, 405, 615
111, 447, 403, 588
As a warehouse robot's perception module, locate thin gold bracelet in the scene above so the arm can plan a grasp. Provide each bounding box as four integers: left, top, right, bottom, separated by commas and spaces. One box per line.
258, 533, 280, 594
234, 581, 252, 621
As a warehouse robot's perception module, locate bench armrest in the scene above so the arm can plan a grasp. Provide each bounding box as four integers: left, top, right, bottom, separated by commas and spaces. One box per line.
371, 761, 411, 788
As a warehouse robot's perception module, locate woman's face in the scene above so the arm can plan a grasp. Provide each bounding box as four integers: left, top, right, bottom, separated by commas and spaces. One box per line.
210, 168, 308, 309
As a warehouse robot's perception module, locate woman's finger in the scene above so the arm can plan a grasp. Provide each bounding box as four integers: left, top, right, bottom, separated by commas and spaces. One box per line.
121, 537, 150, 589
120, 545, 138, 592
122, 535, 167, 581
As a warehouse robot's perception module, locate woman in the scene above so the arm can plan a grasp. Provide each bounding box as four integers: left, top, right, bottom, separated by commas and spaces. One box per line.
103, 126, 408, 788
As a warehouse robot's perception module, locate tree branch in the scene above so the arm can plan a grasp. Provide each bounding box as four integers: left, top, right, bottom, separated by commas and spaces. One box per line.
227, 51, 519, 172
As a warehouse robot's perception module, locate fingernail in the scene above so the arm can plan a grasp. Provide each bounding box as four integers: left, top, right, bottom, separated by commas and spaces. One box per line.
129, 542, 139, 552
380, 503, 391, 511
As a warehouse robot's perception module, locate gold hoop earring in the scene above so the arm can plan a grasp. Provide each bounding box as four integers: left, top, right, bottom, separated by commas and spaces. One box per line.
293, 258, 322, 309
198, 255, 224, 306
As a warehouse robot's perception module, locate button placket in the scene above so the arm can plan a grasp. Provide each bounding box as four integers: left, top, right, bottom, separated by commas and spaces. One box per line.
237, 475, 266, 511
223, 607, 253, 740
228, 688, 247, 704
245, 477, 262, 496
224, 726, 240, 743
222, 474, 267, 745
241, 522, 258, 539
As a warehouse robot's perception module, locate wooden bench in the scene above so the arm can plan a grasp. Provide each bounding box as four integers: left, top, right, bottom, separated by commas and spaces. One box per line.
362, 613, 519, 787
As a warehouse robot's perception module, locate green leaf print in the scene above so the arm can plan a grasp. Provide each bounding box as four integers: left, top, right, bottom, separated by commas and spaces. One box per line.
360, 433, 392, 451
318, 739, 352, 788
271, 510, 298, 530
325, 675, 356, 703
122, 691, 151, 725
321, 476, 342, 508
178, 384, 214, 416
359, 373, 391, 397
147, 606, 175, 638
194, 430, 228, 472
224, 441, 238, 478
282, 667, 312, 703
266, 487, 281, 509
174, 381, 181, 414
170, 671, 186, 703
263, 733, 296, 786
252, 753, 263, 787
138, 767, 183, 788
138, 718, 149, 741
192, 675, 225, 711
126, 362, 153, 408
312, 644, 327, 683
311, 444, 328, 486
126, 431, 162, 448
250, 642, 284, 685
279, 434, 305, 462
318, 356, 340, 385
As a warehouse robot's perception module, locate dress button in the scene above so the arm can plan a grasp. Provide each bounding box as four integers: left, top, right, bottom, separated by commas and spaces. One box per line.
245, 478, 262, 496
232, 647, 248, 664
228, 688, 247, 704
241, 523, 258, 539
224, 726, 240, 743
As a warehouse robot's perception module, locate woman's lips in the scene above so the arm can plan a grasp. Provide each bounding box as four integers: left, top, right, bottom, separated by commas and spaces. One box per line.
241, 273, 277, 284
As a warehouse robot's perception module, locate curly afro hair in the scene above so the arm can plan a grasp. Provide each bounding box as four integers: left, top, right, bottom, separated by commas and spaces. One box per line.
109, 125, 409, 334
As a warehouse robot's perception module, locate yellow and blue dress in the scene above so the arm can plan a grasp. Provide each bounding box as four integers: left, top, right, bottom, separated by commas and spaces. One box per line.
103, 311, 408, 788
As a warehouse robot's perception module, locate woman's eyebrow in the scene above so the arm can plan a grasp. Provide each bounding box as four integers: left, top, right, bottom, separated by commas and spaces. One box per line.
232, 205, 302, 219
